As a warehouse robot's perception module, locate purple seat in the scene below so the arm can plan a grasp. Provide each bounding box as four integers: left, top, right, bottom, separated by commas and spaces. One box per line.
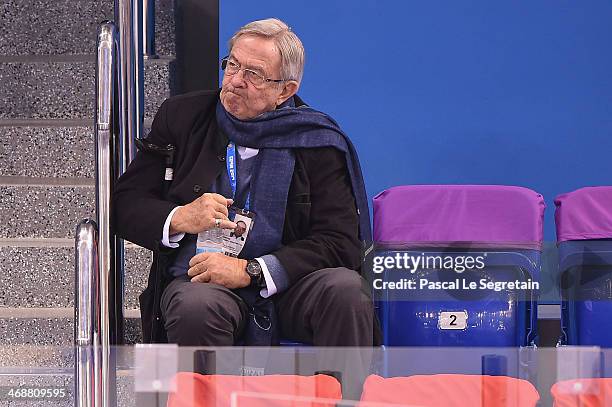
374, 185, 545, 250
555, 186, 612, 243
373, 185, 544, 352
555, 186, 612, 347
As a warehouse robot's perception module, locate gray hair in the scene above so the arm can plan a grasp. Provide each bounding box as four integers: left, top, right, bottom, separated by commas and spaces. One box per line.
228, 18, 305, 84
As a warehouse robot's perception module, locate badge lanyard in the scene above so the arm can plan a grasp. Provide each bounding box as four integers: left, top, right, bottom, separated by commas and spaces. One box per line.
226, 143, 251, 211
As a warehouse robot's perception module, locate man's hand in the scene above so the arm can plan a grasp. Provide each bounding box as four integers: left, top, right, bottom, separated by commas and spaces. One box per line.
187, 252, 250, 289
170, 193, 237, 234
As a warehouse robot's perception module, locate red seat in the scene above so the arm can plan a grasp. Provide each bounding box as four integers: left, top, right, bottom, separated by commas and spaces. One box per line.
551, 378, 612, 407
359, 374, 539, 407
167, 372, 342, 407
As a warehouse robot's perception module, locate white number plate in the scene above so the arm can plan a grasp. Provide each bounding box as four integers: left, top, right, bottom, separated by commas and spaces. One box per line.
438, 311, 468, 330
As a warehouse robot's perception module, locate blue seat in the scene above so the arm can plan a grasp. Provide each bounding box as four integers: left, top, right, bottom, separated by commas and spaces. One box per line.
373, 185, 544, 349
555, 187, 612, 347
558, 240, 612, 346
376, 248, 540, 347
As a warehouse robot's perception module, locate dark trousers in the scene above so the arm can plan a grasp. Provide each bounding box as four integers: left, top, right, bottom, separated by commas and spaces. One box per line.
160, 267, 376, 346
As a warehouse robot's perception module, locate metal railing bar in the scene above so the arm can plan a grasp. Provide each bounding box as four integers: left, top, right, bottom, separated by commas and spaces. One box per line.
76, 0, 153, 402
95, 20, 120, 407
117, 0, 140, 170
143, 0, 157, 59
74, 220, 98, 346
133, 0, 145, 160
75, 219, 99, 407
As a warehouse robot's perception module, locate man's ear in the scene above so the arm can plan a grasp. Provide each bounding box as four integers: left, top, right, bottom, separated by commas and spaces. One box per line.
276, 80, 299, 106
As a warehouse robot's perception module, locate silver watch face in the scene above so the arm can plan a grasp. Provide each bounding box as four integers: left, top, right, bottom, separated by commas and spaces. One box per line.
247, 261, 261, 277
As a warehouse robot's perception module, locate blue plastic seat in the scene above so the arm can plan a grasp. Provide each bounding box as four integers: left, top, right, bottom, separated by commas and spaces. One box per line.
373, 185, 544, 349
555, 187, 612, 346
376, 248, 540, 347
558, 240, 612, 346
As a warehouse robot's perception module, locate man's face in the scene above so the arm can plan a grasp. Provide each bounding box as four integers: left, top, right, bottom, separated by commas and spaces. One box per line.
220, 35, 289, 120
234, 221, 247, 237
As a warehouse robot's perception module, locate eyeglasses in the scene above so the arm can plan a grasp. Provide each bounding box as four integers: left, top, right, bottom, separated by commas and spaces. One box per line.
221, 56, 292, 88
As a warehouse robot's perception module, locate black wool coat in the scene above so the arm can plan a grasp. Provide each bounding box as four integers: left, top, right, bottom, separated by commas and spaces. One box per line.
112, 90, 362, 342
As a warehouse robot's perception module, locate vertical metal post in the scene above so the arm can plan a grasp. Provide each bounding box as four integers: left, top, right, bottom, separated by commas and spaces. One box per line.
116, 0, 141, 169
84, 3, 147, 404
143, 0, 158, 59
115, 1, 142, 350
94, 21, 121, 407
75, 220, 100, 407
133, 0, 145, 151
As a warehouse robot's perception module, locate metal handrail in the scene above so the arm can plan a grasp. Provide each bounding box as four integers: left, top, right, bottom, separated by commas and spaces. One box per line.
75, 20, 123, 407
95, 20, 120, 407
142, 0, 159, 59
143, 0, 158, 59
76, 2, 155, 405
116, 0, 146, 168
75, 219, 99, 407
75, 220, 99, 348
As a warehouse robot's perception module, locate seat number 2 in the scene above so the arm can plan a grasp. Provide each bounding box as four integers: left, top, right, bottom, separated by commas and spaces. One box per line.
438, 311, 468, 330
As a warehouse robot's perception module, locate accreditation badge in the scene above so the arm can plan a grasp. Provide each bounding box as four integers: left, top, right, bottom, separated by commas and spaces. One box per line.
222, 208, 255, 257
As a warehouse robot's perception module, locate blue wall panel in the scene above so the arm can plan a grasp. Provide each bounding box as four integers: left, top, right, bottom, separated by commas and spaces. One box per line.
220, 1, 612, 241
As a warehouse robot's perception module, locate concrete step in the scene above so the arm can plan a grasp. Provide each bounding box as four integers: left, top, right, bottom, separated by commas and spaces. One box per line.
0, 372, 74, 407
0, 182, 94, 239
0, 345, 73, 370
0, 369, 136, 407
0, 0, 175, 57
0, 242, 150, 309
0, 122, 152, 179
0, 124, 94, 179
0, 308, 143, 345
0, 57, 174, 120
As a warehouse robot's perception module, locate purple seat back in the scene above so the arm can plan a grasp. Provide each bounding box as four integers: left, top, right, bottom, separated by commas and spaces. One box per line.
554, 186, 612, 243
373, 185, 545, 250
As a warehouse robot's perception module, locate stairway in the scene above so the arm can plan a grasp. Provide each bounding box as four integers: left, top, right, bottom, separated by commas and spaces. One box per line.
0, 0, 176, 403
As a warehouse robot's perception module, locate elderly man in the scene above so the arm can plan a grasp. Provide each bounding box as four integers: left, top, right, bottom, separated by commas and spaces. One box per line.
113, 18, 377, 347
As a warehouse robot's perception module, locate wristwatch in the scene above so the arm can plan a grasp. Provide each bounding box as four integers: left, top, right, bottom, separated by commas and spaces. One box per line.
245, 259, 266, 288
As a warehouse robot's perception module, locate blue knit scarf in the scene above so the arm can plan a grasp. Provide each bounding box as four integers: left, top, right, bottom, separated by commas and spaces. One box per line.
215, 97, 372, 260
